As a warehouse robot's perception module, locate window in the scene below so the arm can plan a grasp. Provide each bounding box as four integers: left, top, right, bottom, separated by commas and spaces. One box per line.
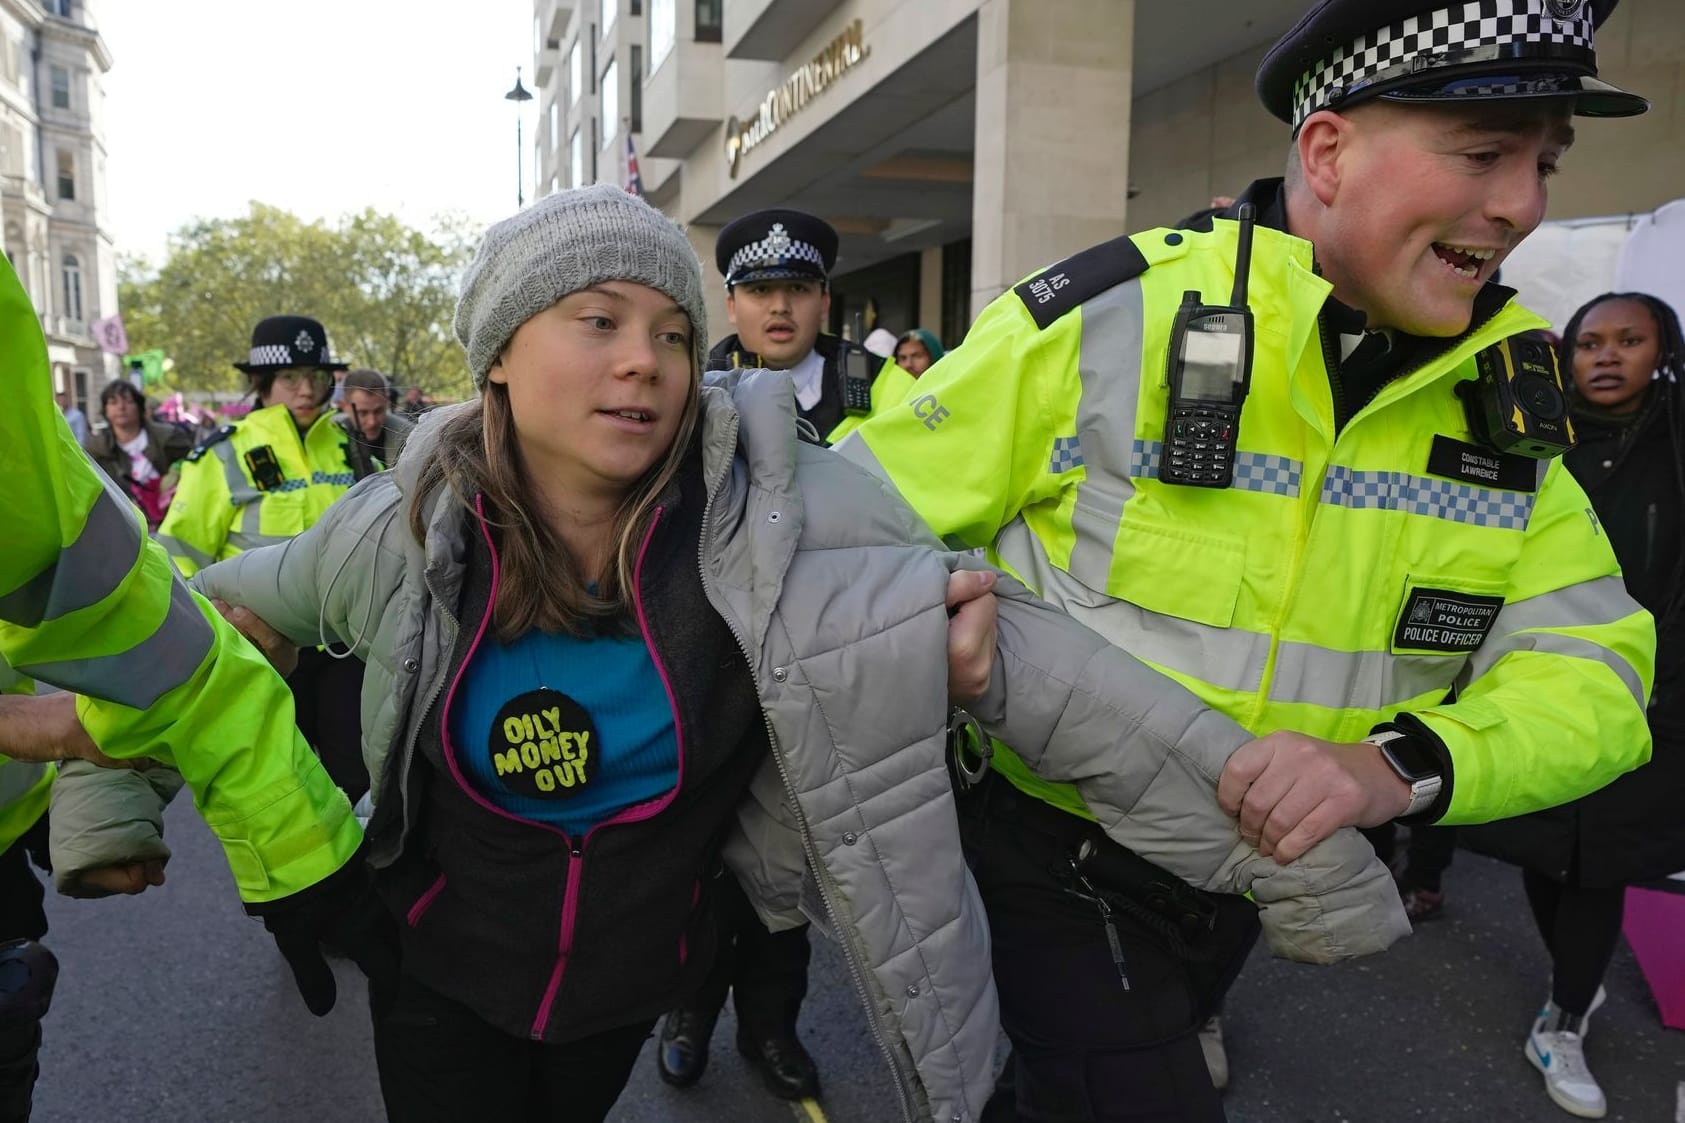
629, 45, 642, 134
61, 254, 82, 321
569, 39, 583, 104
570, 129, 583, 189
649, 0, 674, 69
600, 0, 616, 36
0, 123, 22, 176
695, 0, 722, 43
55, 149, 74, 200
48, 0, 72, 17
630, 0, 641, 14
49, 65, 69, 110
549, 101, 559, 151
600, 58, 618, 149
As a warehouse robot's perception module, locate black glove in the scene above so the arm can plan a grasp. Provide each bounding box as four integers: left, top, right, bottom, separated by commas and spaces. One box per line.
244, 848, 398, 1017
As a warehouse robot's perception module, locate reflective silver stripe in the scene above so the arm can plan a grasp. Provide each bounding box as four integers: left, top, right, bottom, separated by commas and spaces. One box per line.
1130, 442, 1304, 498
215, 439, 262, 509
312, 471, 355, 487
157, 532, 216, 573
1461, 576, 1648, 707
1320, 466, 1535, 529
226, 525, 290, 553
0, 484, 141, 628
0, 759, 47, 807
1269, 641, 1462, 712
1066, 280, 1146, 591
993, 517, 1271, 693
16, 575, 214, 709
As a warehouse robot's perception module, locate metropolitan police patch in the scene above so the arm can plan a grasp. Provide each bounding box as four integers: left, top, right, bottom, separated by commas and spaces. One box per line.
1393, 586, 1505, 653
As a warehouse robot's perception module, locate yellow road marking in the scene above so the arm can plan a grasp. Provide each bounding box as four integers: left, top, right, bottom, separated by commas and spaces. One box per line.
790, 1096, 828, 1123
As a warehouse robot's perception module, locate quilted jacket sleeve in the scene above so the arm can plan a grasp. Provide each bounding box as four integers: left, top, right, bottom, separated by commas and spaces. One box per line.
971, 572, 1410, 962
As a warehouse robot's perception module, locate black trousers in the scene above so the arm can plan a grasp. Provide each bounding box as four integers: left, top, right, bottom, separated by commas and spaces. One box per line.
684, 873, 811, 1038
1522, 870, 1626, 1017
372, 973, 654, 1123
1360, 823, 1458, 893
0, 823, 48, 944
289, 647, 371, 803
959, 776, 1258, 1123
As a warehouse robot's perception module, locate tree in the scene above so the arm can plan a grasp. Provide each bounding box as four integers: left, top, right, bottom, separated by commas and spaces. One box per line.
117, 204, 477, 398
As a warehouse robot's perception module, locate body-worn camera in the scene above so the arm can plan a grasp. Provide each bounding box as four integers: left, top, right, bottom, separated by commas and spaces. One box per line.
1459, 333, 1576, 459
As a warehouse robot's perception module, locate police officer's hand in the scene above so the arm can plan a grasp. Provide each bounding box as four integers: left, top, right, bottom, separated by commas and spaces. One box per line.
211, 599, 299, 679
945, 569, 998, 703
1217, 732, 1412, 864
0, 691, 134, 769
246, 846, 398, 1017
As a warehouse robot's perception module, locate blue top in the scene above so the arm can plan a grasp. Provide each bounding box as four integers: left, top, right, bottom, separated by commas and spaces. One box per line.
449, 623, 680, 839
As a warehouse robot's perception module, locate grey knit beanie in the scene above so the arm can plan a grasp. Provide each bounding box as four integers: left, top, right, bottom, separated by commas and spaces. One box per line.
454, 184, 708, 388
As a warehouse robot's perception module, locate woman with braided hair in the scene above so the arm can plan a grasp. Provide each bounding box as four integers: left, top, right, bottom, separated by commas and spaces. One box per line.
1470, 291, 1685, 1119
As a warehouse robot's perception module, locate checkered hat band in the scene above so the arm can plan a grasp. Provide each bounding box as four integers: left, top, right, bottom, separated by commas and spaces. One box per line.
245, 344, 335, 368
1291, 0, 1594, 127
728, 237, 827, 281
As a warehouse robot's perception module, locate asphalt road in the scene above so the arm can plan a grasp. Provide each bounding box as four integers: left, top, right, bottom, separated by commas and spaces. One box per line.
30, 802, 1685, 1123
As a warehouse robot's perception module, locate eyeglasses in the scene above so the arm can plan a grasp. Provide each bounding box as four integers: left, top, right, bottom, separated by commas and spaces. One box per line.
274, 369, 332, 388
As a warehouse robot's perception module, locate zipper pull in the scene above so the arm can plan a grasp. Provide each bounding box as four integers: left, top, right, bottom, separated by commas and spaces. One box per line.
1066, 858, 1130, 991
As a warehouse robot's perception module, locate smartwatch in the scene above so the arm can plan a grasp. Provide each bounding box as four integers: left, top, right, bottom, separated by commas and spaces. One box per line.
1364, 730, 1444, 819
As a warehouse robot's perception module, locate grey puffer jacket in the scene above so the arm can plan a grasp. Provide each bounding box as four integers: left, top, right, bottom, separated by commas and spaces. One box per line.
51, 368, 1408, 1121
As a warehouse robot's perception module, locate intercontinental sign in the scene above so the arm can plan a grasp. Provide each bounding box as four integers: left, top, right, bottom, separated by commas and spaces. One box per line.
725, 19, 869, 178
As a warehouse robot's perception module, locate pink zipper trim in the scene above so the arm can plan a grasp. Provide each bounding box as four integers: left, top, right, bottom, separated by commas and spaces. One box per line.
406, 873, 447, 928
525, 503, 692, 1039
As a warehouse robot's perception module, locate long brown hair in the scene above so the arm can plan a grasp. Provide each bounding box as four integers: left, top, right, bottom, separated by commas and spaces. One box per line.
409, 361, 702, 641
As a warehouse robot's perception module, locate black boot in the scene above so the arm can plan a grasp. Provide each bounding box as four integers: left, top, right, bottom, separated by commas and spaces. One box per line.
0, 941, 58, 1123
736, 1028, 820, 1100
656, 1007, 718, 1088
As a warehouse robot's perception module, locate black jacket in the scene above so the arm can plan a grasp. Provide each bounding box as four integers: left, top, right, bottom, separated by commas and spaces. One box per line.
1465, 387, 1685, 886
706, 332, 870, 441
377, 441, 772, 1043
83, 419, 195, 506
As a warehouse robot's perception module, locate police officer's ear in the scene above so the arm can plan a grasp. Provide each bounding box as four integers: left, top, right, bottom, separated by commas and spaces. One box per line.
819, 284, 831, 322
1294, 109, 1352, 209
725, 287, 740, 328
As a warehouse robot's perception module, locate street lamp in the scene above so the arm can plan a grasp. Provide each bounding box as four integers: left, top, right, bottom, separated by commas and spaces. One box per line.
504, 67, 534, 208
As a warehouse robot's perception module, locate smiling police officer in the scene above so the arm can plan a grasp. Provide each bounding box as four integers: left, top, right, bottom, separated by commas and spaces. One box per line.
839, 1, 1655, 1119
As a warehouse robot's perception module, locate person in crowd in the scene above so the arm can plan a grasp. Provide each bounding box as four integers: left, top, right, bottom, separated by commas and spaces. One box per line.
1360, 821, 1458, 920
894, 329, 945, 378
838, 1, 1656, 1118
397, 385, 430, 421
704, 209, 881, 449
82, 379, 194, 530
47, 186, 1407, 1123
1466, 292, 1685, 1120
0, 257, 384, 1123
337, 367, 415, 471
146, 315, 375, 799
54, 390, 87, 444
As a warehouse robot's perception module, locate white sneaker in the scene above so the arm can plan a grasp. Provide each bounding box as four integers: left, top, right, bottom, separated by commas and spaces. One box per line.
1536, 987, 1608, 1037
1527, 1021, 1607, 1119
1198, 1015, 1229, 1092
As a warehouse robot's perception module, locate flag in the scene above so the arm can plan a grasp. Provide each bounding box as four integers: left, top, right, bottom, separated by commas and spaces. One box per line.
624, 132, 644, 198
125, 349, 167, 387
91, 313, 128, 355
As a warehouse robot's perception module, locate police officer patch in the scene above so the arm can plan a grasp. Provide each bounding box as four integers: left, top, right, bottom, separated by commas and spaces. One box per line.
1546, 0, 1585, 19
485, 688, 599, 799
1393, 586, 1505, 654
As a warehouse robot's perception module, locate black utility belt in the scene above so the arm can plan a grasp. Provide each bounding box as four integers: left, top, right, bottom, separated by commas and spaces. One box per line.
955, 768, 1227, 959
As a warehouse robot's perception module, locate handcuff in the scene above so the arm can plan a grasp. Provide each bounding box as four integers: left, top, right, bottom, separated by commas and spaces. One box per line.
947, 707, 992, 789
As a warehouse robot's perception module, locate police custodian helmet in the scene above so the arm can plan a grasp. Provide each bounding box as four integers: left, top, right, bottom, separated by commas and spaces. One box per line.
1257, 0, 1648, 130
715, 209, 839, 288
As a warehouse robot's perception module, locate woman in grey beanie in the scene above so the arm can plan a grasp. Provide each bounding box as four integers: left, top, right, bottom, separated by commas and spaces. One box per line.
95, 186, 1407, 1121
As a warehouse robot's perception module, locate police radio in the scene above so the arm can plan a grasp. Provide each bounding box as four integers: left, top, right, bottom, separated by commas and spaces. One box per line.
1458, 333, 1576, 459
841, 346, 873, 416
1159, 204, 1257, 487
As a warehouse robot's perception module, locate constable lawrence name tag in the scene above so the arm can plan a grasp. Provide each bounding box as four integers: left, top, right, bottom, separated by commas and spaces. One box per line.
1426, 435, 1537, 493
1394, 586, 1505, 654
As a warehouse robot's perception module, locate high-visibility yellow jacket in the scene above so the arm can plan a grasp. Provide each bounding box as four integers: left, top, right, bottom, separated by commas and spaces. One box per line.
0, 659, 51, 858
0, 259, 360, 903
157, 403, 360, 577
840, 213, 1655, 826
828, 360, 916, 443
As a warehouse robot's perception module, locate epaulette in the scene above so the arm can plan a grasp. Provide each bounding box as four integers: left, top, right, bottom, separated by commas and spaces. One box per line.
184, 424, 237, 463
1014, 234, 1151, 330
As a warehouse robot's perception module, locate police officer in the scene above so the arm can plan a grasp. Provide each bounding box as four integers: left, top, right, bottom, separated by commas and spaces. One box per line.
705, 208, 879, 445
0, 253, 389, 1095
840, 2, 1654, 1119
656, 209, 851, 1100
157, 314, 375, 799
